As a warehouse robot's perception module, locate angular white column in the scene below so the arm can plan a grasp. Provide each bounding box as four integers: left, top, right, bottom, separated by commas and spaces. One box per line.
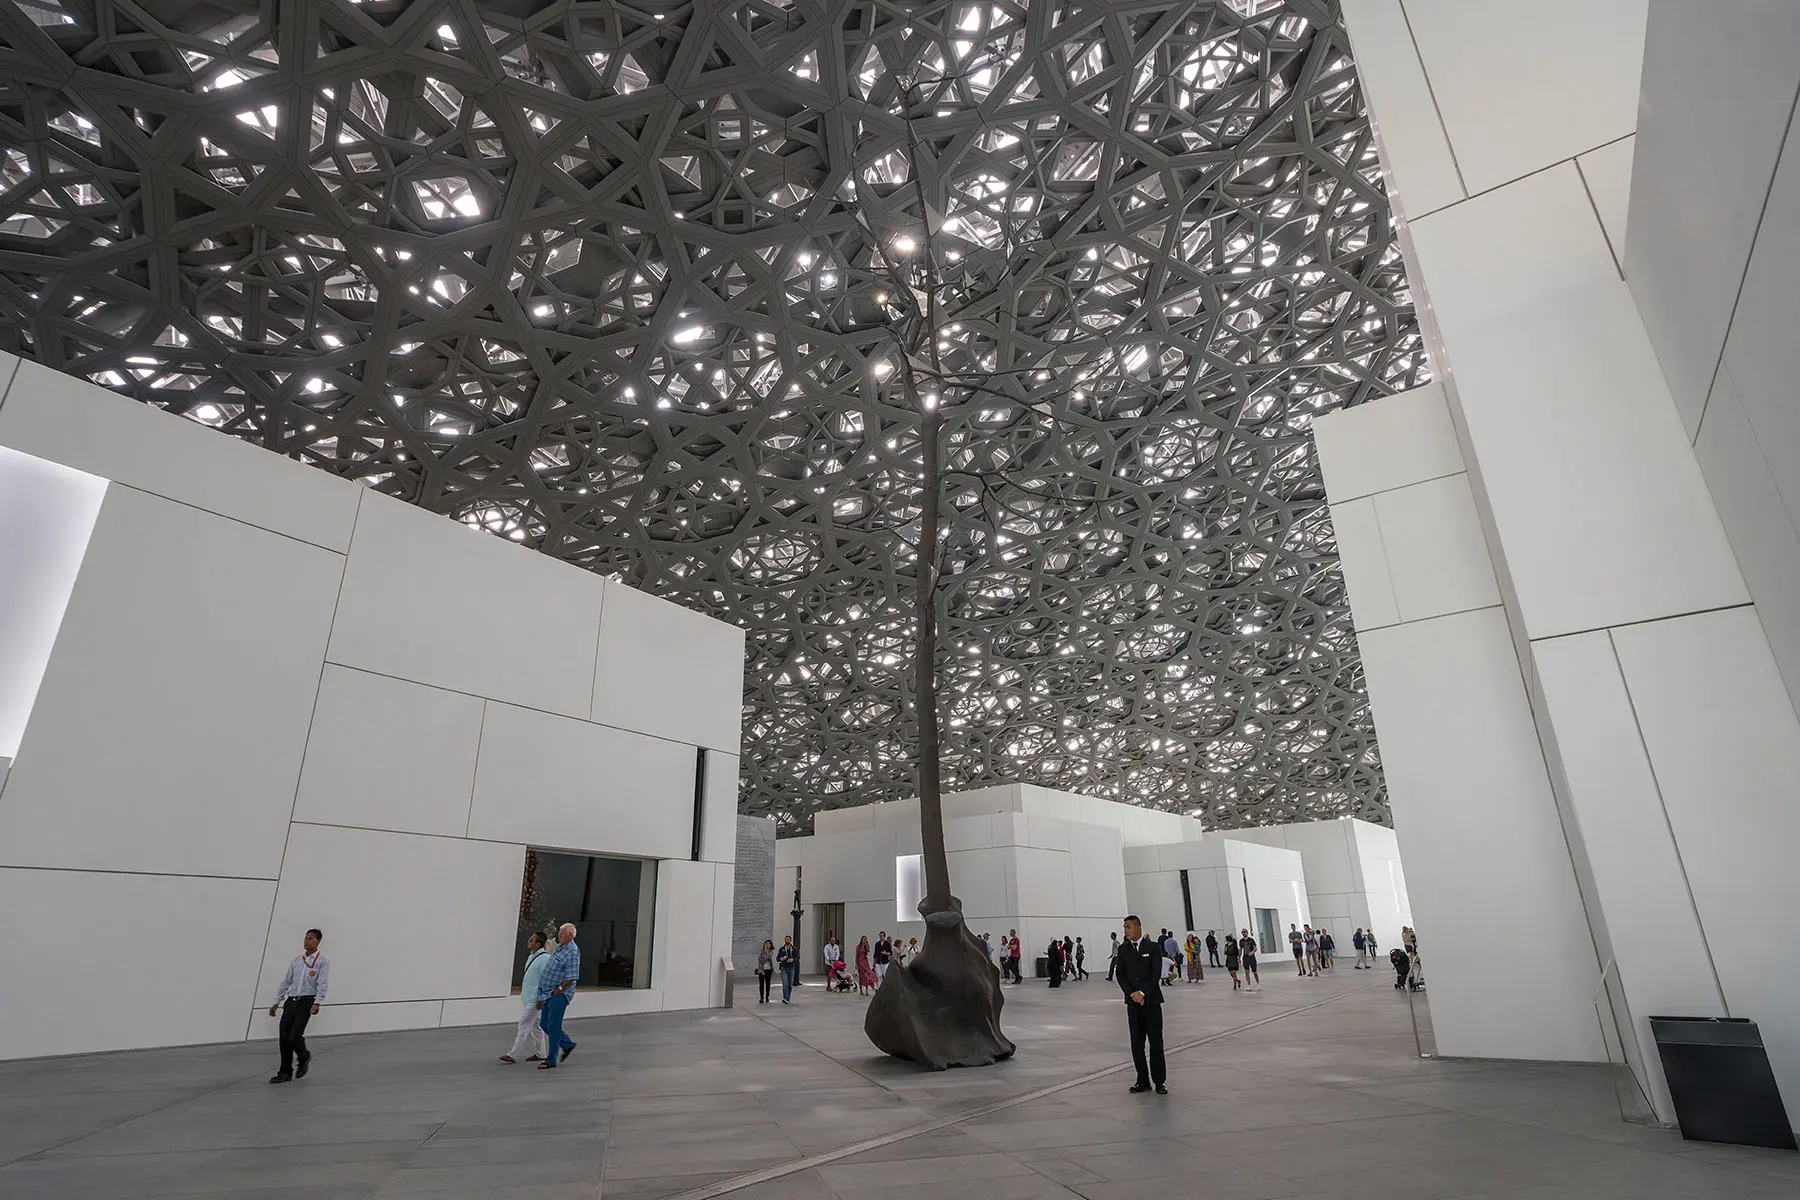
1313, 386, 1603, 1064
1340, 0, 1800, 1128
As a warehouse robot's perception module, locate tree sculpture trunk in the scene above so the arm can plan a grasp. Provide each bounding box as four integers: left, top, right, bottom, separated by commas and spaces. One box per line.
862, 326, 1014, 1072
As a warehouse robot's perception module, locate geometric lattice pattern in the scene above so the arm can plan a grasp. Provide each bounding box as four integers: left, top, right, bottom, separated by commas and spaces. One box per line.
0, 0, 1426, 832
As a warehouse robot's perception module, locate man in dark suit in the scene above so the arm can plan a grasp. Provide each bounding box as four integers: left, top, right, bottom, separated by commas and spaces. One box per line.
1116, 915, 1167, 1095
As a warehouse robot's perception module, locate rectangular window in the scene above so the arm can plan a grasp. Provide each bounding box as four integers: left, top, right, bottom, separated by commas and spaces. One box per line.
895, 853, 922, 923
516, 849, 656, 990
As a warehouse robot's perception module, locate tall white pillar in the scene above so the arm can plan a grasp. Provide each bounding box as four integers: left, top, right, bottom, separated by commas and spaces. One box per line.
1337, 0, 1800, 1129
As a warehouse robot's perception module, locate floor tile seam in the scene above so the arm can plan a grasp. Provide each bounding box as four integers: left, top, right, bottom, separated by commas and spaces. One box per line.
0, 1067, 289, 1170
666, 981, 1386, 1200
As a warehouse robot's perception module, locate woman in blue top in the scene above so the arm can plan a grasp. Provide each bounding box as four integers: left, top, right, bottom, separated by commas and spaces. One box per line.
500, 932, 551, 1063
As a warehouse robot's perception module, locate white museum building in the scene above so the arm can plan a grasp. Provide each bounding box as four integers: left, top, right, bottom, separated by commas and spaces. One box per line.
773, 784, 1412, 974
0, 358, 746, 1060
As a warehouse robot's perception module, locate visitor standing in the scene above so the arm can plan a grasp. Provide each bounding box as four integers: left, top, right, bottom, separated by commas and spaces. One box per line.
1303, 926, 1320, 977
1116, 916, 1167, 1095
536, 923, 580, 1069
822, 932, 841, 979
855, 935, 875, 995
1224, 934, 1241, 990
1075, 937, 1088, 980
1006, 930, 1023, 983
1241, 929, 1260, 990
903, 936, 920, 967
1320, 929, 1336, 971
1206, 929, 1221, 968
1289, 924, 1305, 975
1107, 931, 1120, 981
1366, 929, 1378, 959
1184, 933, 1203, 982
500, 932, 550, 1062
267, 928, 328, 1084
1062, 936, 1076, 981
982, 932, 994, 963
1047, 939, 1064, 988
776, 935, 799, 1003
874, 932, 892, 985
1352, 927, 1368, 969
756, 939, 775, 1003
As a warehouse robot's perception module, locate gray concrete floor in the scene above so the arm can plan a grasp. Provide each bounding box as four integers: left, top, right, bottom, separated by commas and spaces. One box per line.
2, 964, 1796, 1199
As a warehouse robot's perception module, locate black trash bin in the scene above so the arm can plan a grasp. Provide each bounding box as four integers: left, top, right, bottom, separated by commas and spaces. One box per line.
1649, 1016, 1796, 1150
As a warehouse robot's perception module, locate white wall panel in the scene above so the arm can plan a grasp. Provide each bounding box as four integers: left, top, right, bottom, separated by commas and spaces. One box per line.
0, 487, 341, 878
709, 861, 735, 1006
1577, 135, 1633, 263
1693, 367, 1800, 713
257, 824, 522, 1006
1626, 1, 1800, 432
1328, 497, 1401, 631
245, 1001, 445, 1041
1410, 165, 1748, 638
698, 751, 740, 865
1402, 0, 1646, 194
1123, 871, 1184, 936
1339, 0, 1464, 217
1611, 607, 1800, 1119
1533, 629, 1727, 1117
1718, 131, 1800, 526
1069, 827, 1126, 920
327, 493, 605, 719
293, 666, 485, 838
1310, 382, 1464, 502
947, 847, 1012, 917
1358, 608, 1604, 1062
1014, 848, 1074, 918
0, 446, 104, 758
653, 859, 717, 1010
590, 581, 745, 753
1374, 473, 1500, 621
0, 360, 361, 552
468, 701, 695, 861
0, 868, 274, 1058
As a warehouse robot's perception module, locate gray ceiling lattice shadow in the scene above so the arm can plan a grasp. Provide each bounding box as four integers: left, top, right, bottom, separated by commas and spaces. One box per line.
0, 0, 1427, 832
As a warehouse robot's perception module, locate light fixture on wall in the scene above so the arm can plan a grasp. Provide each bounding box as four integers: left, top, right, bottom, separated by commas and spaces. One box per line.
895, 854, 922, 923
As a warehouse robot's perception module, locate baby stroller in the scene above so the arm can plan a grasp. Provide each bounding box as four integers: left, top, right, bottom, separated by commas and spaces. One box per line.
827, 960, 855, 992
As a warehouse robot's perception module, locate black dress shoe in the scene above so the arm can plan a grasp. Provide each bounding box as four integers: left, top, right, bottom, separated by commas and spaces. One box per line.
269, 1072, 293, 1084
561, 1042, 576, 1061
1129, 1082, 1152, 1094
295, 1055, 310, 1079
1154, 1085, 1169, 1095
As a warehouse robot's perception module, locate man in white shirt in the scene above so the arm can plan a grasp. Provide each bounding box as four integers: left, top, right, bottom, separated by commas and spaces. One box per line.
267, 928, 329, 1084
823, 933, 842, 977
500, 932, 550, 1063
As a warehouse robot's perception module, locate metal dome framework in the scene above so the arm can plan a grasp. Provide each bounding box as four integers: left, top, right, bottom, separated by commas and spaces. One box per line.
0, 0, 1426, 831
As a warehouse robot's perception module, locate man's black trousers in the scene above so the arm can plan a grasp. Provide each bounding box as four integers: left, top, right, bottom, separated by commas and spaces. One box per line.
1209, 948, 1222, 967
1126, 1001, 1166, 1087
279, 996, 316, 1072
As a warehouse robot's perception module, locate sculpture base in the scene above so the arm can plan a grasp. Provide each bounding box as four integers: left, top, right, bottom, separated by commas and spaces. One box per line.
864, 900, 1015, 1070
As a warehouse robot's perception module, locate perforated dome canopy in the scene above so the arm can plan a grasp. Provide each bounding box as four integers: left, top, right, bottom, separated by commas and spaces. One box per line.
0, 0, 1427, 831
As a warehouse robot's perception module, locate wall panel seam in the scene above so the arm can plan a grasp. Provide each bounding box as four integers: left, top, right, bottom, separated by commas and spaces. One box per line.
249, 487, 361, 1035
1692, 75, 1800, 442
1395, 0, 1469, 198
318, 659, 707, 750
107, 480, 357, 557
1526, 601, 1754, 644
1604, 632, 1729, 1015
1573, 156, 1624, 280
1327, 467, 1466, 505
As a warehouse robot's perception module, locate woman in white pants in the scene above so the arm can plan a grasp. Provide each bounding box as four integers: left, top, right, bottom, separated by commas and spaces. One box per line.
500, 932, 551, 1063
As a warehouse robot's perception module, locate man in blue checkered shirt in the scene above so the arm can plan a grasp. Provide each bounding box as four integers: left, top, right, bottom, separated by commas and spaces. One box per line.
536, 923, 581, 1069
